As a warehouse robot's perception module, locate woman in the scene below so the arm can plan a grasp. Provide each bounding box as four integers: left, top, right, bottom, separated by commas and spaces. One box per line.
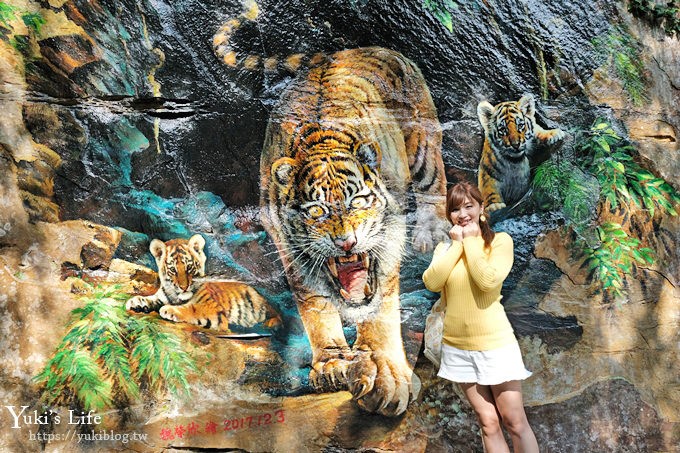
422, 181, 538, 453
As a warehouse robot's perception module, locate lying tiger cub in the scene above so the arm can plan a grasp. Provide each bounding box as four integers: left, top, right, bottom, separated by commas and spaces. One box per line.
125, 234, 280, 333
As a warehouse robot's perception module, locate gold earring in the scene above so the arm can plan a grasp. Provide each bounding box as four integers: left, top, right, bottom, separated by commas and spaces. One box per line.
480, 213, 486, 222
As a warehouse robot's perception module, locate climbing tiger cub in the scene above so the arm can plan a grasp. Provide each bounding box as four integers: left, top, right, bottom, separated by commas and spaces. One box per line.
125, 234, 280, 333
214, 1, 448, 416
477, 94, 566, 214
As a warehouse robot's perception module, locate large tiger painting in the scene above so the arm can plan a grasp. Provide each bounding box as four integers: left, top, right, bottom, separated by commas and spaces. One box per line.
213, 2, 448, 416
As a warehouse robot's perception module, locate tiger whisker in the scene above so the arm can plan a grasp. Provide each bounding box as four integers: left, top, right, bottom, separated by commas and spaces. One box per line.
280, 241, 326, 274
281, 252, 311, 273
262, 249, 285, 258
309, 254, 327, 286
265, 244, 301, 263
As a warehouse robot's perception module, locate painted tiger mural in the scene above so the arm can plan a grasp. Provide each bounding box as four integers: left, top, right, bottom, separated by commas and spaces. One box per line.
214, 2, 448, 416
477, 94, 566, 214
126, 234, 280, 333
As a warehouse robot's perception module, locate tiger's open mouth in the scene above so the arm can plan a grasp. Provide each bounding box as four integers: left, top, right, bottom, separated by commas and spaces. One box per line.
327, 252, 375, 305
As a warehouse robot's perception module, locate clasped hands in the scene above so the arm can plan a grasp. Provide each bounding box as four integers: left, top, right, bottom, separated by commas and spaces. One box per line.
448, 223, 480, 242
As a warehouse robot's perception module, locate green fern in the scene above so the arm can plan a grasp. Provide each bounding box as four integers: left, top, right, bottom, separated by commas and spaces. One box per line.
70, 349, 115, 411
533, 119, 679, 302
532, 159, 599, 233
21, 12, 45, 34
0, 4, 46, 55
0, 4, 45, 33
34, 283, 196, 411
128, 317, 197, 397
592, 28, 647, 106
580, 120, 680, 215
0, 3, 18, 30
577, 120, 678, 300
582, 222, 654, 301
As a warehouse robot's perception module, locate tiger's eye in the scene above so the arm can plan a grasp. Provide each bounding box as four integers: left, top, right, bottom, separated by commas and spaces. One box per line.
307, 205, 325, 219
350, 196, 368, 209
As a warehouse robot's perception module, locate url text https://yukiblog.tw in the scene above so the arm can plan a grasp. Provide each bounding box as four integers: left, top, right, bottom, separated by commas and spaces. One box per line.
4, 406, 147, 445
28, 429, 148, 444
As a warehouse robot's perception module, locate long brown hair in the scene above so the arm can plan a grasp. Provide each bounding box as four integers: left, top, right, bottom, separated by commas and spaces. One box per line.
445, 181, 495, 249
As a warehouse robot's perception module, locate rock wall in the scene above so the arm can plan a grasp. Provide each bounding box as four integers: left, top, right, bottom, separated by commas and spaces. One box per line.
0, 0, 678, 451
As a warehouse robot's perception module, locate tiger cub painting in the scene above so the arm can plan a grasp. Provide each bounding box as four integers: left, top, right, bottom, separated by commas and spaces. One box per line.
477, 94, 566, 214
214, 2, 448, 416
125, 234, 280, 333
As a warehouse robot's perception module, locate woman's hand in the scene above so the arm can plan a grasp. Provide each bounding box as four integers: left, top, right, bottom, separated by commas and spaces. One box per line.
462, 222, 481, 238
449, 225, 464, 242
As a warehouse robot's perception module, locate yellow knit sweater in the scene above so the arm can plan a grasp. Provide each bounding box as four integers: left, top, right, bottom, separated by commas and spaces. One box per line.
422, 233, 515, 351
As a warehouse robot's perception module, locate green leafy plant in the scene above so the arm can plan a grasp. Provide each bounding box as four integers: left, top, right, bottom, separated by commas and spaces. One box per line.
533, 159, 599, 233
0, 2, 18, 30
532, 119, 679, 302
628, 0, 680, 38
34, 283, 197, 412
592, 29, 647, 106
0, 3, 46, 54
21, 12, 45, 34
581, 120, 680, 216
423, 0, 458, 32
0, 3, 44, 33
578, 121, 679, 300
582, 222, 654, 300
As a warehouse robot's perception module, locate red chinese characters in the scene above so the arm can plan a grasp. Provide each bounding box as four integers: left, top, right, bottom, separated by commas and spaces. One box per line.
160, 410, 285, 441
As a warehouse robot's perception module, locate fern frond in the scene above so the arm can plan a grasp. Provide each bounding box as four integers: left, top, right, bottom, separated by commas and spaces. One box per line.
69, 349, 113, 411
35, 282, 196, 411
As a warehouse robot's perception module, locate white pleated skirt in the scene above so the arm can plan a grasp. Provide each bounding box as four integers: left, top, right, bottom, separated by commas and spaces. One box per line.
437, 341, 532, 386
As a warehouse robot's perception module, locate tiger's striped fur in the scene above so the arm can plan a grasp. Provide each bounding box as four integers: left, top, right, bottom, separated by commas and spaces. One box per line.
125, 234, 280, 333
259, 48, 447, 415
477, 94, 565, 214
214, 1, 448, 416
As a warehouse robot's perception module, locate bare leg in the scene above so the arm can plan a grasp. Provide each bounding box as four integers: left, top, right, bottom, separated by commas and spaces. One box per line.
491, 380, 539, 453
460, 382, 510, 453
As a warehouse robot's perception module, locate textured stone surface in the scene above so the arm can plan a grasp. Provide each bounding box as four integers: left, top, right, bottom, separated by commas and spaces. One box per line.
105, 258, 158, 296
519, 269, 679, 422
0, 0, 678, 451
528, 378, 666, 453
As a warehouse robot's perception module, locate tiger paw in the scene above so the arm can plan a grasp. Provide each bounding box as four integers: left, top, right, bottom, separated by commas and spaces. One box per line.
159, 305, 182, 323
486, 202, 506, 213
309, 347, 352, 392
547, 128, 566, 145
412, 199, 449, 252
126, 296, 159, 313
347, 349, 414, 416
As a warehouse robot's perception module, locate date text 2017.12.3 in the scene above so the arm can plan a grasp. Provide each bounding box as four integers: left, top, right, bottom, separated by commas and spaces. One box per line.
223, 410, 285, 431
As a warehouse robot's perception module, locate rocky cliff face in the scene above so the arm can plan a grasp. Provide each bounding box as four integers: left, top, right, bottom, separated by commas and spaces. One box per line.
0, 0, 678, 451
